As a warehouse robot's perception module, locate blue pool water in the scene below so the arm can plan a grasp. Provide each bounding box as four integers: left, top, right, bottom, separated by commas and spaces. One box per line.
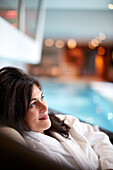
40, 80, 113, 132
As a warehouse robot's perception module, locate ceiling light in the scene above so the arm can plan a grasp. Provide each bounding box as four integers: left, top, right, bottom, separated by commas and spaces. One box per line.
95, 36, 102, 44
55, 40, 65, 48
99, 33, 106, 40
91, 39, 99, 47
44, 39, 54, 47
67, 39, 77, 49
88, 41, 95, 49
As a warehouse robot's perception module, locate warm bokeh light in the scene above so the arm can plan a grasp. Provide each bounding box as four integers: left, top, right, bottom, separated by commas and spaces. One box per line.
0, 10, 17, 19
95, 55, 104, 68
55, 40, 65, 48
112, 51, 113, 60
67, 39, 77, 49
90, 39, 99, 47
108, 4, 113, 9
99, 33, 106, 40
95, 54, 104, 76
44, 39, 54, 47
95, 36, 102, 44
98, 47, 105, 55
88, 41, 95, 49
12, 23, 17, 27
6, 11, 17, 19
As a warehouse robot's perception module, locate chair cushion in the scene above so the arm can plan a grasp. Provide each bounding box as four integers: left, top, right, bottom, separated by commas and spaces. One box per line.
0, 126, 27, 146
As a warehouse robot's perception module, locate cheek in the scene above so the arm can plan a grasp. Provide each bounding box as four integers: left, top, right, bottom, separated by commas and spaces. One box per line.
24, 110, 39, 128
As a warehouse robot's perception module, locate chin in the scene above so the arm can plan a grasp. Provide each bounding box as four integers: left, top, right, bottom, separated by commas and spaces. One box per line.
47, 119, 52, 128
44, 119, 51, 130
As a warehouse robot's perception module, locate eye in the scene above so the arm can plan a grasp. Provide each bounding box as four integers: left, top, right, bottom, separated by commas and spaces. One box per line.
30, 101, 36, 108
41, 94, 44, 101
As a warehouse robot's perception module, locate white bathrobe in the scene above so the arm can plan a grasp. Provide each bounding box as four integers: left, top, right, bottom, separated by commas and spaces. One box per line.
23, 114, 113, 170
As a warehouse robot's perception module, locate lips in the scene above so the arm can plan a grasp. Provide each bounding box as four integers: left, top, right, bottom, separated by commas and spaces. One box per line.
39, 114, 48, 120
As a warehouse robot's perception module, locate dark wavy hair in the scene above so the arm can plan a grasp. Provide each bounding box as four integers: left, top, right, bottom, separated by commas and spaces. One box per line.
0, 67, 70, 138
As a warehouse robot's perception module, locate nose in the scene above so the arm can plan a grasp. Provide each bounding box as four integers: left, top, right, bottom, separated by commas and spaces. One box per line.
38, 100, 48, 113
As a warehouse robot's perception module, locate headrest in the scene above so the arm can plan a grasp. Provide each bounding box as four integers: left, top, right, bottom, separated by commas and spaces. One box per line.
0, 126, 27, 146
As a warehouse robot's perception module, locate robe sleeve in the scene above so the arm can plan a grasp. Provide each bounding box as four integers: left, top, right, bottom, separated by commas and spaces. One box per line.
56, 114, 113, 170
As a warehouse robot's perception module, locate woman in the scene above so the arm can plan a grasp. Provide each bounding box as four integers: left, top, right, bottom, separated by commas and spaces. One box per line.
0, 66, 113, 170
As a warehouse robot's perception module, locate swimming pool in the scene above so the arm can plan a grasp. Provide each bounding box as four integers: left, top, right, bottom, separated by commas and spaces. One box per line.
40, 79, 113, 133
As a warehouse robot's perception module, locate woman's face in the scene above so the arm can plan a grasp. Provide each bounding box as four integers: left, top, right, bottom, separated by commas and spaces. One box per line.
24, 84, 51, 134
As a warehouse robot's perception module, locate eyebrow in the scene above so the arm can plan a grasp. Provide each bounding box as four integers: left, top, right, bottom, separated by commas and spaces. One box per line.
30, 93, 43, 102
30, 98, 37, 102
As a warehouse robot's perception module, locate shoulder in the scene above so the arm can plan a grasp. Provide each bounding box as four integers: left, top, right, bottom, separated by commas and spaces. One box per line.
55, 114, 94, 136
56, 114, 79, 126
56, 114, 78, 121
